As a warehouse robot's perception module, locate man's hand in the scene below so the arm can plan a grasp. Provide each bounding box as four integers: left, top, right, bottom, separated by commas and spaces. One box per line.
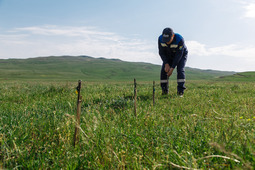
164, 63, 170, 73
167, 68, 174, 77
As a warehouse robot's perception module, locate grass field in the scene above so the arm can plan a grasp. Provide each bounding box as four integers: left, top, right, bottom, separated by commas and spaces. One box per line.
0, 80, 254, 169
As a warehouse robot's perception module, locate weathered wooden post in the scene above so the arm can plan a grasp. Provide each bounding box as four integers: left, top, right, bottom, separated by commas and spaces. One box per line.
134, 78, 137, 116
153, 81, 155, 106
74, 80, 82, 147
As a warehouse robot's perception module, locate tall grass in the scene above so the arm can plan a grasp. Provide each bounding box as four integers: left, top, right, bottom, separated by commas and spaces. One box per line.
0, 81, 254, 169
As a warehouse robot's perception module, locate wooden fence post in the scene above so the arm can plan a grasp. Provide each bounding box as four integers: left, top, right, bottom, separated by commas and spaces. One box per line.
74, 80, 82, 147
153, 81, 155, 106
134, 78, 137, 116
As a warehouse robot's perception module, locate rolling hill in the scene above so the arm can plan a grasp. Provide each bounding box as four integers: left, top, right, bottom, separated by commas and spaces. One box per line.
0, 56, 236, 81
217, 72, 255, 82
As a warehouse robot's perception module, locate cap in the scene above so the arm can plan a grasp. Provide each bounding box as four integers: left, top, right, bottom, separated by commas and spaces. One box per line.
162, 28, 173, 43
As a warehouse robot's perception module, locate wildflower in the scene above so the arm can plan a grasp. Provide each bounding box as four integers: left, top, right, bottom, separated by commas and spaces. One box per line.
247, 119, 251, 121
240, 117, 243, 119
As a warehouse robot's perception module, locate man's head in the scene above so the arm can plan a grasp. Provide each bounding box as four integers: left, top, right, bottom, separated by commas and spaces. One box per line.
162, 27, 174, 44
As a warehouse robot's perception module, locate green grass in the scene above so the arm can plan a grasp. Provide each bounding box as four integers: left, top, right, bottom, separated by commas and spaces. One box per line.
0, 56, 236, 81
0, 80, 254, 169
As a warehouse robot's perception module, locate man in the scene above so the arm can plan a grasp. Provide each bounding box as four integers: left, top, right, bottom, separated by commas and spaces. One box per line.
158, 27, 188, 97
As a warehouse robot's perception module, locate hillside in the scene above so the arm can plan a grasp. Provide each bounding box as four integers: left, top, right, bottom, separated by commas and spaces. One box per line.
217, 72, 255, 82
0, 56, 235, 81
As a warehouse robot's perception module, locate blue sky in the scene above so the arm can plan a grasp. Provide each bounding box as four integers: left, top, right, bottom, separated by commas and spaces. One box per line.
0, 0, 255, 71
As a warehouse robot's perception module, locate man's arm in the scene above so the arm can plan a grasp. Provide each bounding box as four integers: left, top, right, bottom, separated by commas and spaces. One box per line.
158, 38, 168, 65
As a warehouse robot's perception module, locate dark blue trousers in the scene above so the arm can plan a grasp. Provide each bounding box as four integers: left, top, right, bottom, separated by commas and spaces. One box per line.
160, 55, 187, 93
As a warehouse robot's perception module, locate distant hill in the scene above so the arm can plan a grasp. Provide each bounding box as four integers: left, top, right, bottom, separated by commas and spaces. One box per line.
0, 56, 235, 82
217, 72, 255, 82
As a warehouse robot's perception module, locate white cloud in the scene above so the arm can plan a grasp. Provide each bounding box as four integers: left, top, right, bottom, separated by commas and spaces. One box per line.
0, 25, 158, 64
186, 41, 255, 71
238, 0, 255, 18
0, 25, 254, 71
185, 41, 209, 56
186, 41, 255, 59
14, 25, 123, 42
243, 3, 255, 18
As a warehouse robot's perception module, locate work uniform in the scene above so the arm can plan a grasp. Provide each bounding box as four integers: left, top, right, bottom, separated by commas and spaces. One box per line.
158, 33, 188, 93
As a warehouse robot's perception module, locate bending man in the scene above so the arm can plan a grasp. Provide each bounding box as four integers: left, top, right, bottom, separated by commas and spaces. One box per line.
158, 27, 188, 96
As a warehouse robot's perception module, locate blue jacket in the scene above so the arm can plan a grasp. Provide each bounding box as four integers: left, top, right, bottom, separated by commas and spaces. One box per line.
158, 33, 188, 68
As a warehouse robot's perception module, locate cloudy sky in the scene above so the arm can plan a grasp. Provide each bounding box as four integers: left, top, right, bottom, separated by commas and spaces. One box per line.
0, 0, 255, 72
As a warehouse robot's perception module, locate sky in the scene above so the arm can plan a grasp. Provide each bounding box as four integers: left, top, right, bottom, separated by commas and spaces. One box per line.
0, 0, 255, 72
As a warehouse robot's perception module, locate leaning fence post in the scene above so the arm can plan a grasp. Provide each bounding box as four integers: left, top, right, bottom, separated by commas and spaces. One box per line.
134, 78, 137, 116
153, 81, 155, 106
74, 80, 82, 147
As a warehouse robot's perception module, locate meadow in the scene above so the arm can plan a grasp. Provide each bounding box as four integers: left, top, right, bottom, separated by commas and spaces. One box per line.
0, 80, 254, 169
